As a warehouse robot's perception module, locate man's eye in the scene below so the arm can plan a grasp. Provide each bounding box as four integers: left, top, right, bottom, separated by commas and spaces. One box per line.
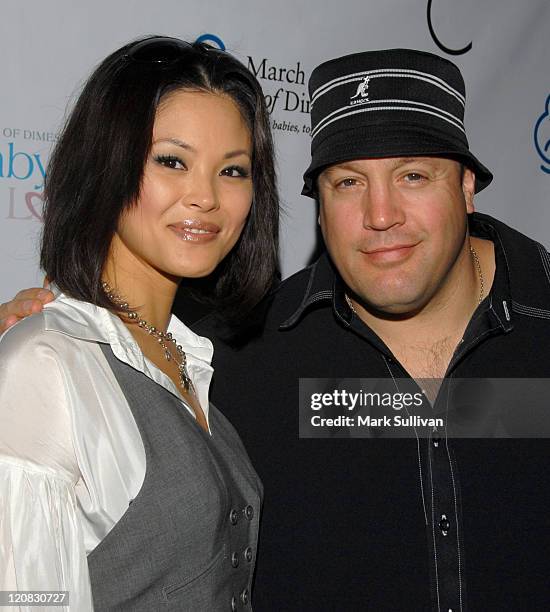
155, 155, 185, 170
404, 172, 425, 182
221, 165, 250, 178
336, 178, 358, 188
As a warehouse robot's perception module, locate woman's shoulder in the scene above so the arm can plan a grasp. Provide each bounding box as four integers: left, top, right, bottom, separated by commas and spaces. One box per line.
0, 310, 55, 358
0, 295, 108, 359
0, 307, 81, 479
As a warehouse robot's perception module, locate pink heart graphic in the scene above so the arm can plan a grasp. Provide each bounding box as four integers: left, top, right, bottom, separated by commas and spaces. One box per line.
25, 191, 44, 220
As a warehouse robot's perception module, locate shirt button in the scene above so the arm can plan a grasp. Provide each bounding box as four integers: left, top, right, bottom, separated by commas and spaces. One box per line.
231, 596, 237, 611
240, 588, 249, 605
231, 552, 239, 568
439, 514, 450, 536
244, 546, 253, 562
432, 435, 441, 448
229, 509, 239, 525
244, 505, 254, 520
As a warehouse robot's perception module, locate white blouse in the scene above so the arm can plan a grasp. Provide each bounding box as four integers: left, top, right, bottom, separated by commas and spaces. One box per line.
0, 291, 214, 611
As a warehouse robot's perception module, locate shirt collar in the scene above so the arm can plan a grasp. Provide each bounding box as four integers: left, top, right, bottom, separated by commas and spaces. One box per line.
468, 213, 513, 332
43, 287, 214, 368
278, 253, 338, 330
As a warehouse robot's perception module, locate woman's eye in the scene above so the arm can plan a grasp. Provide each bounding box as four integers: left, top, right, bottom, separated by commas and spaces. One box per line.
155, 155, 185, 170
221, 165, 250, 178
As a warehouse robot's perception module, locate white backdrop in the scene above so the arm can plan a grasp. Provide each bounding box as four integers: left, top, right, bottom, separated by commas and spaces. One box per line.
1, 0, 549, 301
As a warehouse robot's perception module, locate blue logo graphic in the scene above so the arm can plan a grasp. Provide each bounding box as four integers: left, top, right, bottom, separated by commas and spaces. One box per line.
195, 34, 225, 50
534, 95, 550, 174
0, 142, 46, 189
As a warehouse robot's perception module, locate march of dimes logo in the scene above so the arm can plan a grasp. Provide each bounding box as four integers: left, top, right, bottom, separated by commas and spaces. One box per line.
0, 127, 52, 222
198, 33, 311, 136
534, 95, 550, 175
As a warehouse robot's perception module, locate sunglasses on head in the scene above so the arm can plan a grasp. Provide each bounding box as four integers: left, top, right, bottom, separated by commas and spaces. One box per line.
125, 37, 201, 64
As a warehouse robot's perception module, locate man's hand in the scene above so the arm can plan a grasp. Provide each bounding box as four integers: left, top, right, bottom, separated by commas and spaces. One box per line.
0, 288, 54, 333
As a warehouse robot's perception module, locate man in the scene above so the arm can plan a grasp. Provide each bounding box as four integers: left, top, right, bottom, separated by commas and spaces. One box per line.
2, 49, 550, 610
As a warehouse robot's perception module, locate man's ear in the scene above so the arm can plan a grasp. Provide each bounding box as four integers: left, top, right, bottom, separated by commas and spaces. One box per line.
462, 167, 476, 213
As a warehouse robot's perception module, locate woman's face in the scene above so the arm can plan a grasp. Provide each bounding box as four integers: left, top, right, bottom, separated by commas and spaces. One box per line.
115, 89, 253, 281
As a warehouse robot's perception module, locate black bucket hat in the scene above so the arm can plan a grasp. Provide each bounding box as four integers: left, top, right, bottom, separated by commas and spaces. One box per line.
302, 48, 492, 197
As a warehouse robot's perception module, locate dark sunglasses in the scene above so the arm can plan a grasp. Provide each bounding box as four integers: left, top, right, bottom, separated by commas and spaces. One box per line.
124, 37, 197, 64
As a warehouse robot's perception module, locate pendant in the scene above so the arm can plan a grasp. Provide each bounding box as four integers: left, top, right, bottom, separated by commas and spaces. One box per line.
178, 366, 193, 393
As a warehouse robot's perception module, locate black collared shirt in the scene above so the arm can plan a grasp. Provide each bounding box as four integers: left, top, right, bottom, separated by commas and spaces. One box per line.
192, 213, 550, 611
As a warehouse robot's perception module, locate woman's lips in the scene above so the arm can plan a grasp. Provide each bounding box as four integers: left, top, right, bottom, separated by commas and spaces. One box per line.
169, 220, 220, 242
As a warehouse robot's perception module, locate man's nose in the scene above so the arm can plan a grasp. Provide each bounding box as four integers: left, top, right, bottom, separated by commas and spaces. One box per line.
362, 181, 405, 231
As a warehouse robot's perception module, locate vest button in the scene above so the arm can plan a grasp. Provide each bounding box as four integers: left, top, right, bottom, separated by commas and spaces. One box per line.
229, 509, 239, 525
240, 588, 249, 605
439, 514, 450, 536
244, 546, 253, 562
244, 504, 254, 520
231, 595, 237, 611
231, 551, 239, 568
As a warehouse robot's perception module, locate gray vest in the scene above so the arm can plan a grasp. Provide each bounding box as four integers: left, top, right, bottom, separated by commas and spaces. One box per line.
87, 344, 262, 611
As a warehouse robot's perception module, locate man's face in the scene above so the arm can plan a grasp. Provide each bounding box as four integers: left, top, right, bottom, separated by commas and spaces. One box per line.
317, 157, 476, 315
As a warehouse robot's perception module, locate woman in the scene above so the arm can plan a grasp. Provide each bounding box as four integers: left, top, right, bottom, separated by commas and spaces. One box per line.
0, 36, 278, 610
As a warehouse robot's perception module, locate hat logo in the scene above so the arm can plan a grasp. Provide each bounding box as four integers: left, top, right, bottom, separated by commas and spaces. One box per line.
350, 76, 371, 106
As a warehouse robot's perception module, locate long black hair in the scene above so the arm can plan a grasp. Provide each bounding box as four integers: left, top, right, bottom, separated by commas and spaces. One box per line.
41, 36, 279, 323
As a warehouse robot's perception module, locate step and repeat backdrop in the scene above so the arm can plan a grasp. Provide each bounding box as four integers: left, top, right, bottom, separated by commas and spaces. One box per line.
0, 0, 548, 301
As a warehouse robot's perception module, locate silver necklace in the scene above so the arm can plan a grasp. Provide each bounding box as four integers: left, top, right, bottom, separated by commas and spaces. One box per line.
345, 244, 485, 314
102, 282, 194, 394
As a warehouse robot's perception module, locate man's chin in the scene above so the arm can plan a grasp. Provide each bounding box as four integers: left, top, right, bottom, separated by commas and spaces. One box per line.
356, 292, 429, 319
